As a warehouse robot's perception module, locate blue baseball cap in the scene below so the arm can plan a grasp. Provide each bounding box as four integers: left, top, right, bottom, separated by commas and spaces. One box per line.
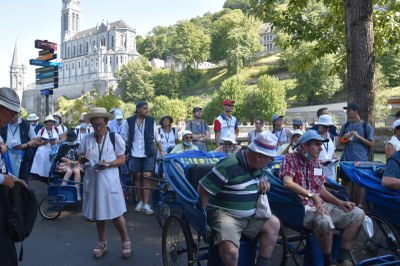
272, 114, 284, 122
298, 130, 329, 145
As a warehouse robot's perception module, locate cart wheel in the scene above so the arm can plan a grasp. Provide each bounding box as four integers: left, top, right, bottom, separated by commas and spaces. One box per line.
157, 204, 171, 228
39, 196, 62, 220
351, 213, 400, 263
162, 215, 194, 266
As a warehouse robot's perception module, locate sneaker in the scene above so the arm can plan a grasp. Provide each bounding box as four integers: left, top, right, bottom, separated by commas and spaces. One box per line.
142, 204, 154, 215
135, 201, 143, 212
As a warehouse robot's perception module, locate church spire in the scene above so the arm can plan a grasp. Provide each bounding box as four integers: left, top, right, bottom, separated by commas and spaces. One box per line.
11, 38, 20, 67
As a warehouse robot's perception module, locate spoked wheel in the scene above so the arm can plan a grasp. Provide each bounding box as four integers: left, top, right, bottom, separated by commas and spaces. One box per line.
39, 196, 62, 220
351, 213, 400, 263
162, 215, 194, 266
157, 203, 171, 228
272, 223, 288, 266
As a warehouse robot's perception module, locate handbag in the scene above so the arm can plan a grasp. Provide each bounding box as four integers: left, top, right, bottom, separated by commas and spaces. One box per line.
255, 193, 272, 219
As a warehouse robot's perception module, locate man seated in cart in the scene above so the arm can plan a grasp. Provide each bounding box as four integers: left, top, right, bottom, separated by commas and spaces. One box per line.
280, 130, 365, 266
382, 149, 400, 189
198, 132, 280, 266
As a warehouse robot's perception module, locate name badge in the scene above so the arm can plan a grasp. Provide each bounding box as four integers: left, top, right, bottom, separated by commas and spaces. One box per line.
314, 168, 323, 176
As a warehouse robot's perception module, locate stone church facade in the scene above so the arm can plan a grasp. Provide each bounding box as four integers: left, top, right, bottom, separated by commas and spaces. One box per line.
16, 0, 139, 116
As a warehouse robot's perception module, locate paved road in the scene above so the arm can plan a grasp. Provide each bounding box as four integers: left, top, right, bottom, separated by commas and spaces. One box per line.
20, 180, 163, 266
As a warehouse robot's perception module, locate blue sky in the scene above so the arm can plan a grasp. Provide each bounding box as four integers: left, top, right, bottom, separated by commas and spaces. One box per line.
0, 0, 225, 87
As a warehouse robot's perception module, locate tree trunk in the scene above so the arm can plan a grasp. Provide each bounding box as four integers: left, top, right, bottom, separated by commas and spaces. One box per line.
345, 0, 375, 159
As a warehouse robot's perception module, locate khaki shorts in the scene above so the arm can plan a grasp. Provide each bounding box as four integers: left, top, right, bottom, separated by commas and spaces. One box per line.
207, 208, 268, 247
304, 202, 364, 234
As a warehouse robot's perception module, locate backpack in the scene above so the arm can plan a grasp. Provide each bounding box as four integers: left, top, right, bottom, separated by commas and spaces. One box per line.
39, 126, 59, 137
158, 127, 176, 137
109, 131, 116, 151
1, 182, 38, 261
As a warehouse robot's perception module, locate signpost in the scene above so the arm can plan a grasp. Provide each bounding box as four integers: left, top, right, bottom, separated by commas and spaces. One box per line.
30, 40, 61, 115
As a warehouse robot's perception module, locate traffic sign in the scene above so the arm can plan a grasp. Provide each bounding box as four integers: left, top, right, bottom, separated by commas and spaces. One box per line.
30, 59, 61, 67
35, 40, 57, 51
37, 83, 58, 90
40, 89, 54, 95
36, 53, 57, 61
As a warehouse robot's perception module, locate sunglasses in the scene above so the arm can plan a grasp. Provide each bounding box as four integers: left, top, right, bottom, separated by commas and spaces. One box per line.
226, 104, 235, 107
184, 136, 193, 140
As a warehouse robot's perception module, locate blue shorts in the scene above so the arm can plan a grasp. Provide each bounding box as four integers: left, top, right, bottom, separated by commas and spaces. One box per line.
128, 156, 155, 173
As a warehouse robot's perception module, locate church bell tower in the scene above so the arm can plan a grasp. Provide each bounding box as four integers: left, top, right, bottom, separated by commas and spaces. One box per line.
61, 0, 81, 57
10, 39, 26, 101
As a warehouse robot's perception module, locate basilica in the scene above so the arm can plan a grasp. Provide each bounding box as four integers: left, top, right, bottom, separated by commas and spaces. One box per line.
13, 0, 139, 115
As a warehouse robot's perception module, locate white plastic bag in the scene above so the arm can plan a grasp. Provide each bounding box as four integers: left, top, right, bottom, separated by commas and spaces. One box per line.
255, 193, 272, 219
362, 215, 374, 238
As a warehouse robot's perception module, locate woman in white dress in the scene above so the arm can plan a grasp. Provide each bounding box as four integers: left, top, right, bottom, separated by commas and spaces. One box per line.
30, 115, 59, 180
78, 107, 130, 259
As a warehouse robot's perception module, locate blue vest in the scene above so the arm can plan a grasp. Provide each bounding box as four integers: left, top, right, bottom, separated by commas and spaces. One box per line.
127, 115, 155, 157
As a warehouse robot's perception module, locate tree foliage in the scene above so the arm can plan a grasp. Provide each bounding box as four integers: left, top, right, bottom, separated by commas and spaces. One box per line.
153, 68, 181, 98
245, 75, 287, 123
223, 0, 251, 13
377, 51, 400, 87
149, 96, 187, 124
136, 26, 174, 60
115, 56, 155, 103
170, 21, 211, 67
374, 64, 390, 126
211, 9, 262, 73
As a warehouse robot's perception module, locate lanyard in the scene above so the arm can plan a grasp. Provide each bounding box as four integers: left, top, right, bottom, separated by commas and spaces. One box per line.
225, 117, 232, 131
9, 124, 19, 137
47, 129, 53, 139
97, 134, 107, 161
193, 121, 203, 133
163, 128, 171, 144
137, 120, 144, 135
274, 130, 284, 144
323, 142, 329, 153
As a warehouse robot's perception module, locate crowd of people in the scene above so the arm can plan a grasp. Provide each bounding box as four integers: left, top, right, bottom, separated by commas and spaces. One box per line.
2, 90, 400, 266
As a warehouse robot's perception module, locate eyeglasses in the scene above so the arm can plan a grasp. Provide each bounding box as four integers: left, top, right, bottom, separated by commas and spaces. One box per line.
184, 136, 193, 140
92, 123, 106, 129
226, 104, 235, 107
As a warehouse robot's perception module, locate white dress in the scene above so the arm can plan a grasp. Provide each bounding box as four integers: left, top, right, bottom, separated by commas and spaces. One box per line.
31, 127, 60, 177
78, 132, 126, 220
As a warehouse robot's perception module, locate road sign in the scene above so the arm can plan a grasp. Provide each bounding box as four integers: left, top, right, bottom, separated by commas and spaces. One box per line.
36, 77, 58, 85
30, 59, 61, 67
36, 53, 57, 61
40, 89, 54, 95
35, 40, 57, 51
37, 83, 58, 90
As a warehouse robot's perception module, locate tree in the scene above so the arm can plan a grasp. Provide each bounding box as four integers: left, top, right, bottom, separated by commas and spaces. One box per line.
93, 88, 122, 112
246, 75, 287, 123
115, 56, 155, 103
170, 21, 210, 68
377, 51, 400, 87
223, 0, 251, 13
153, 68, 181, 98
149, 96, 187, 123
211, 9, 262, 73
202, 75, 247, 124
136, 26, 174, 60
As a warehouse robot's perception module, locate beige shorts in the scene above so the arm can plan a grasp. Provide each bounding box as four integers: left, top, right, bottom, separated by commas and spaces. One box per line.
303, 202, 364, 234
207, 208, 268, 247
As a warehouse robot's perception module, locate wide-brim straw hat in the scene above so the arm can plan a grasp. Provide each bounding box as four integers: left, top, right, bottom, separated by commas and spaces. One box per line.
84, 107, 114, 122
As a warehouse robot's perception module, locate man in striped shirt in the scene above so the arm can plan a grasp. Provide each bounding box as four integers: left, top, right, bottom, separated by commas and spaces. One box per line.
199, 132, 280, 266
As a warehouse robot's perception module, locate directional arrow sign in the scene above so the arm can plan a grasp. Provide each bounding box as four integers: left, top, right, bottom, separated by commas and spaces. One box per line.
40, 89, 54, 96
35, 66, 58, 74
35, 40, 57, 51
36, 77, 58, 85
36, 70, 58, 79
30, 59, 61, 67
37, 83, 58, 90
36, 53, 57, 61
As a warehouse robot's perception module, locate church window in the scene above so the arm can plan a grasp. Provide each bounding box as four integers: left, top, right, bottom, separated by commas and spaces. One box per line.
93, 41, 95, 47
79, 44, 82, 54
75, 14, 79, 31
73, 46, 76, 56
86, 42, 89, 53
78, 62, 81, 68
110, 57, 112, 64
116, 57, 118, 64
72, 13, 75, 31
111, 36, 114, 48
101, 37, 105, 47
67, 47, 70, 57
85, 60, 88, 67
63, 14, 68, 32
120, 56, 122, 63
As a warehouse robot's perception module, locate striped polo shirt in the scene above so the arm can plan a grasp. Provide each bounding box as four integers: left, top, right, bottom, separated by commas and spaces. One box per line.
199, 148, 263, 218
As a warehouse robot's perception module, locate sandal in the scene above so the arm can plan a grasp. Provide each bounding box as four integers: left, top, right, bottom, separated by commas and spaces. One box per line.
93, 241, 107, 258
121, 240, 131, 259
